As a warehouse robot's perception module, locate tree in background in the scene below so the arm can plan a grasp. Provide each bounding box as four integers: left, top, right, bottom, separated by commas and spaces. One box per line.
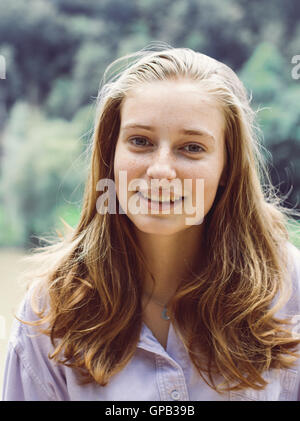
240, 42, 300, 209
0, 102, 90, 247
0, 0, 299, 247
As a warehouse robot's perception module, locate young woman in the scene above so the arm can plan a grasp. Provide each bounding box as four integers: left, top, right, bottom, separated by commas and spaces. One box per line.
2, 46, 300, 401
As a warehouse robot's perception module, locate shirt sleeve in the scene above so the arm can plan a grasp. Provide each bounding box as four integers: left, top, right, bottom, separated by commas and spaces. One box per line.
2, 342, 56, 401
288, 243, 300, 401
1, 286, 67, 401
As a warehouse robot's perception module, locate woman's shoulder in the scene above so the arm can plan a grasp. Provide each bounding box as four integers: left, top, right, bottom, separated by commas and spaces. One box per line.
286, 241, 300, 266
3, 282, 69, 401
277, 241, 300, 319
286, 241, 300, 291
8, 280, 52, 354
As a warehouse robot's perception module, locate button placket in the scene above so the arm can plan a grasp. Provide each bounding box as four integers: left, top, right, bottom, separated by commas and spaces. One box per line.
140, 323, 190, 401
170, 389, 181, 400
155, 354, 189, 401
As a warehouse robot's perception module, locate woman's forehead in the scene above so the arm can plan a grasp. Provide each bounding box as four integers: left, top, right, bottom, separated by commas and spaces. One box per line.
125, 78, 216, 99
120, 80, 225, 139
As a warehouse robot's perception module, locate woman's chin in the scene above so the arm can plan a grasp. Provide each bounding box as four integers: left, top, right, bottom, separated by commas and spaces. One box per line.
128, 213, 188, 236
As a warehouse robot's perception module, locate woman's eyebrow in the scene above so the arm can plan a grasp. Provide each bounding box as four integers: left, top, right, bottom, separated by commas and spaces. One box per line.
121, 123, 154, 131
121, 124, 215, 142
179, 129, 215, 142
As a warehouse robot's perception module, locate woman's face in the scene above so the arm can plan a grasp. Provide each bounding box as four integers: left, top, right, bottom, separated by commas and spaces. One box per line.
113, 79, 227, 236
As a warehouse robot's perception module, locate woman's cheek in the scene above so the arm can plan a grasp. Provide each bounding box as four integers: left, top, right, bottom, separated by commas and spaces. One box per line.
189, 169, 219, 211
115, 157, 147, 195
115, 149, 138, 177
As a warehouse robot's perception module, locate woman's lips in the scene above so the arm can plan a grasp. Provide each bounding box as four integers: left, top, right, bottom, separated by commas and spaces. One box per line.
136, 190, 184, 211
137, 190, 184, 203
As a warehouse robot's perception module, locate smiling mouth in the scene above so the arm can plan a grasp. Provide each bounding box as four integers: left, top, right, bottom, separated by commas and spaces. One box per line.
136, 190, 184, 204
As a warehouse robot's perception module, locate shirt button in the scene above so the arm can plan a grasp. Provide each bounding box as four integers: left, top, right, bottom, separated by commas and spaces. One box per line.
170, 389, 181, 400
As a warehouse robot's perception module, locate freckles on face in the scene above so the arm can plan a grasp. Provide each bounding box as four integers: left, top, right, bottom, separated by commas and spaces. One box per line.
113, 79, 226, 233
114, 151, 140, 184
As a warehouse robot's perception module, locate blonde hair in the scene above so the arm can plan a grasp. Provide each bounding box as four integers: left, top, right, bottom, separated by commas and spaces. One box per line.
20, 45, 300, 393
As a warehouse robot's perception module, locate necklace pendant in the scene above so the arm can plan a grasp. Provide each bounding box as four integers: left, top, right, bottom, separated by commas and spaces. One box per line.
162, 307, 170, 320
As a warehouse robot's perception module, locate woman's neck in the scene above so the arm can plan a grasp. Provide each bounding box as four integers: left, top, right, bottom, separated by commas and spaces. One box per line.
135, 224, 204, 303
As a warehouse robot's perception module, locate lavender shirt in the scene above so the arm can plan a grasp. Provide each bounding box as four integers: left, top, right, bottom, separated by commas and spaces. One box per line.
2, 243, 300, 401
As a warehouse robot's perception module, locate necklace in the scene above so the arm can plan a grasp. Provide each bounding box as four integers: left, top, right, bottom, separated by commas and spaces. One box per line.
143, 294, 170, 321
161, 307, 170, 321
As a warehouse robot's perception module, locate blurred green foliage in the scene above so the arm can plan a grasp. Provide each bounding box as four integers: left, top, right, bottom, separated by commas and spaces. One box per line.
287, 219, 300, 249
0, 0, 299, 247
0, 101, 91, 246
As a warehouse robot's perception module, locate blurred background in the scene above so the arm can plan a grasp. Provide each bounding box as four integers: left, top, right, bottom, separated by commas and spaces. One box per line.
0, 0, 299, 396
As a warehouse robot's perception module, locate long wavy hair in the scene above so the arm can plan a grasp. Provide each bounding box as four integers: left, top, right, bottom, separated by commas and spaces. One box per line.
20, 45, 300, 393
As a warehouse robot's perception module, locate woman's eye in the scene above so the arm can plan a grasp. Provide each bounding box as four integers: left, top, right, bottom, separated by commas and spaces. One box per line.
182, 144, 204, 153
128, 137, 151, 147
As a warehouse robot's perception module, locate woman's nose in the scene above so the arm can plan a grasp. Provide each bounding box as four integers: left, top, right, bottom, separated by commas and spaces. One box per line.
146, 148, 176, 180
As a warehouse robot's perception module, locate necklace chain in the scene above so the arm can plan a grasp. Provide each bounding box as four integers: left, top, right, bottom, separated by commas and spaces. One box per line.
143, 293, 171, 320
